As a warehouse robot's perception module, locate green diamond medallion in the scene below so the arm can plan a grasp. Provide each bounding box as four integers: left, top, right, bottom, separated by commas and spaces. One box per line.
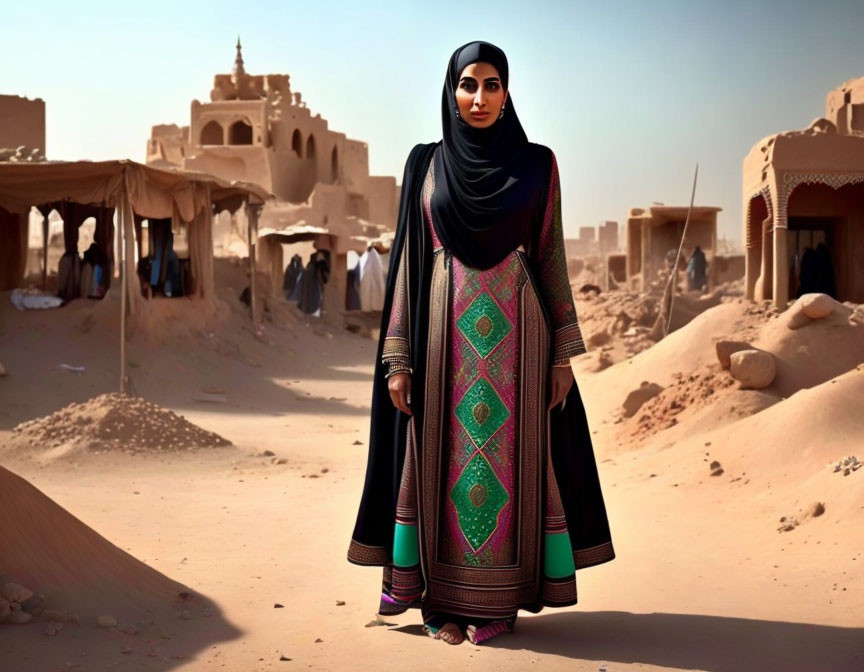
456, 291, 512, 358
450, 452, 509, 550
455, 377, 509, 449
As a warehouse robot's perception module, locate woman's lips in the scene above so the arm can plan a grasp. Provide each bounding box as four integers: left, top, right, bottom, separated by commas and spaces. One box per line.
470, 111, 490, 118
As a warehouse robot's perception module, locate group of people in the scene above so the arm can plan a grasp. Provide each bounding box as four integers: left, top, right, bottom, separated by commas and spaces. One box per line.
282, 250, 330, 316
57, 242, 110, 302
136, 219, 188, 299
280, 244, 387, 317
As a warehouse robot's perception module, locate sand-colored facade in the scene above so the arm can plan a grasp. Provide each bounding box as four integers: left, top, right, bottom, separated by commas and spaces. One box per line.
743, 76, 864, 307
625, 205, 720, 291
147, 41, 400, 316
0, 94, 46, 157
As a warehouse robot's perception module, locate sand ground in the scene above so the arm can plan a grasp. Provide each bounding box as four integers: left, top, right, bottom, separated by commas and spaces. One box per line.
1, 267, 862, 671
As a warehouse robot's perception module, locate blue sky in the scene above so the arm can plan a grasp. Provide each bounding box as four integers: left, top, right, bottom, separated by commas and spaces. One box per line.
4, 0, 864, 241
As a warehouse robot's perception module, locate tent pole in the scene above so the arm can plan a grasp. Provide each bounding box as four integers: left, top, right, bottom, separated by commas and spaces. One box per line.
120, 194, 127, 394
41, 212, 49, 290
247, 203, 259, 326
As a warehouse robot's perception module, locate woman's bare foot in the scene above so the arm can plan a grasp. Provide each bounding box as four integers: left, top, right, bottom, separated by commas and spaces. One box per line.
434, 622, 464, 645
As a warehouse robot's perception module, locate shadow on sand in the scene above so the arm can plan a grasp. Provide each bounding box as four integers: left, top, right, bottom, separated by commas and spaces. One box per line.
392, 610, 863, 671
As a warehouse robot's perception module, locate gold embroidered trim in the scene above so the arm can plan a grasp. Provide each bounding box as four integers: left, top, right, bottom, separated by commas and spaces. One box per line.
347, 539, 390, 566
552, 322, 587, 365
542, 578, 578, 605
574, 541, 615, 569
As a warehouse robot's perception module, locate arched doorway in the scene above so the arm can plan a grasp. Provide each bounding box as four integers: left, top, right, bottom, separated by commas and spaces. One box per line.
291, 129, 303, 157
229, 119, 253, 145
306, 135, 316, 159
200, 121, 223, 145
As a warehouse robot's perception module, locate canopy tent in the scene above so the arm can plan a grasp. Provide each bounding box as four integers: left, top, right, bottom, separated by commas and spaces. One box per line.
0, 159, 268, 301
0, 158, 270, 391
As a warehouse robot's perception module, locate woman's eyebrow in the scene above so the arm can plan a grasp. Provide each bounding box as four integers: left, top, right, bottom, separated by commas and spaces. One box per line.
483, 77, 501, 82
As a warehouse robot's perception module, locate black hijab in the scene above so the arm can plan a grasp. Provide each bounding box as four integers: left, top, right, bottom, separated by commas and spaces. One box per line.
431, 40, 551, 269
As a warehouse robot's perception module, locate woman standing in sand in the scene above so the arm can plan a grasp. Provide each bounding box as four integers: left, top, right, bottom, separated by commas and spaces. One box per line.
348, 41, 615, 645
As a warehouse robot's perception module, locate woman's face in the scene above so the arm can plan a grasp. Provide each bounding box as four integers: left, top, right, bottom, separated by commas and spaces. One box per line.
455, 61, 508, 129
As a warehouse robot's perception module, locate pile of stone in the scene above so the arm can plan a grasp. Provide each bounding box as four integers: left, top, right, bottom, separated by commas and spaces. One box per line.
832, 456, 861, 476
11, 393, 231, 453
0, 581, 39, 625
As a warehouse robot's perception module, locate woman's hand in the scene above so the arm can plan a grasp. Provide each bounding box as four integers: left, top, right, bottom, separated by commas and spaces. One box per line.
548, 365, 574, 411
388, 372, 412, 415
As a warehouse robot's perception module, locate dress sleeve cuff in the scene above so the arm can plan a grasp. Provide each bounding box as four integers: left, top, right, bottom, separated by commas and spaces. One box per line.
551, 322, 587, 366
382, 336, 411, 370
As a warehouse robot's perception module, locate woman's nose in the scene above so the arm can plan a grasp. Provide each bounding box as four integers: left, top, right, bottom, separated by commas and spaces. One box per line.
473, 92, 486, 108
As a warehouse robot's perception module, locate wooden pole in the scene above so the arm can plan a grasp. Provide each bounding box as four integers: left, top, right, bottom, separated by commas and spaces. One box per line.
120, 195, 127, 394
247, 203, 260, 326
41, 212, 49, 290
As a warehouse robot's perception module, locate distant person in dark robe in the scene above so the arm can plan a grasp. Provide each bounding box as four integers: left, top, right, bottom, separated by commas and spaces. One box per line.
815, 242, 837, 298
797, 247, 817, 298
686, 245, 708, 291
346, 255, 362, 310
283, 253, 304, 300
298, 251, 329, 316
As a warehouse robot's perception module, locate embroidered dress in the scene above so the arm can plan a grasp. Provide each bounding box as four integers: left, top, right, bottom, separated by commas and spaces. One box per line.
378, 151, 593, 619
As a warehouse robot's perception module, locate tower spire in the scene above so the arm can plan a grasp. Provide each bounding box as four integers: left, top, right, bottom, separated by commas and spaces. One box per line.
233, 36, 246, 78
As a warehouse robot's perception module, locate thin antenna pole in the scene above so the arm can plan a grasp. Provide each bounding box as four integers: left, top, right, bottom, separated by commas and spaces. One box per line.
664, 163, 699, 337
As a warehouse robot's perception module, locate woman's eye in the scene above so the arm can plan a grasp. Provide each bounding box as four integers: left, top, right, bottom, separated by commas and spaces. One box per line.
486, 82, 500, 91
461, 81, 477, 93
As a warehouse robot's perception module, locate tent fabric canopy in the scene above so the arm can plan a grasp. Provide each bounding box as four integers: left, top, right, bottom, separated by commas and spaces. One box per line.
0, 159, 268, 218
0, 159, 270, 304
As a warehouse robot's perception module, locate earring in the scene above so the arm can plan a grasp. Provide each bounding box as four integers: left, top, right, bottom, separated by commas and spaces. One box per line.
499, 104, 505, 120
454, 104, 462, 119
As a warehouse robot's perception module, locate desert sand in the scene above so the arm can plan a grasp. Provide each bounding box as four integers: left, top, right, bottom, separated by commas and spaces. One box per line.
1, 259, 863, 671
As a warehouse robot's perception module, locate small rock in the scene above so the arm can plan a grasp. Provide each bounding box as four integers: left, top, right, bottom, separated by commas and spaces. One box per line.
335, 600, 346, 606
2, 583, 34, 603
809, 502, 825, 517
314, 637, 323, 643
96, 615, 117, 628
622, 382, 664, 418
715, 340, 751, 370
729, 349, 776, 389
709, 460, 721, 470
261, 450, 275, 457
710, 467, 724, 477
352, 440, 363, 445
800, 293, 838, 319
45, 621, 64, 636
10, 610, 32, 624
279, 655, 292, 661
587, 329, 611, 348
274, 603, 284, 609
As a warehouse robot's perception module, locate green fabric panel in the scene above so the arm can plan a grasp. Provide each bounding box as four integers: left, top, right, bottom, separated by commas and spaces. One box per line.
544, 532, 576, 578
393, 523, 419, 567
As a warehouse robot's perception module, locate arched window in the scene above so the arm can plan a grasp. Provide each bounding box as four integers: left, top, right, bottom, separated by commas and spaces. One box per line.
200, 121, 223, 145
291, 129, 303, 157
330, 146, 339, 183
229, 120, 253, 145
306, 134, 316, 159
